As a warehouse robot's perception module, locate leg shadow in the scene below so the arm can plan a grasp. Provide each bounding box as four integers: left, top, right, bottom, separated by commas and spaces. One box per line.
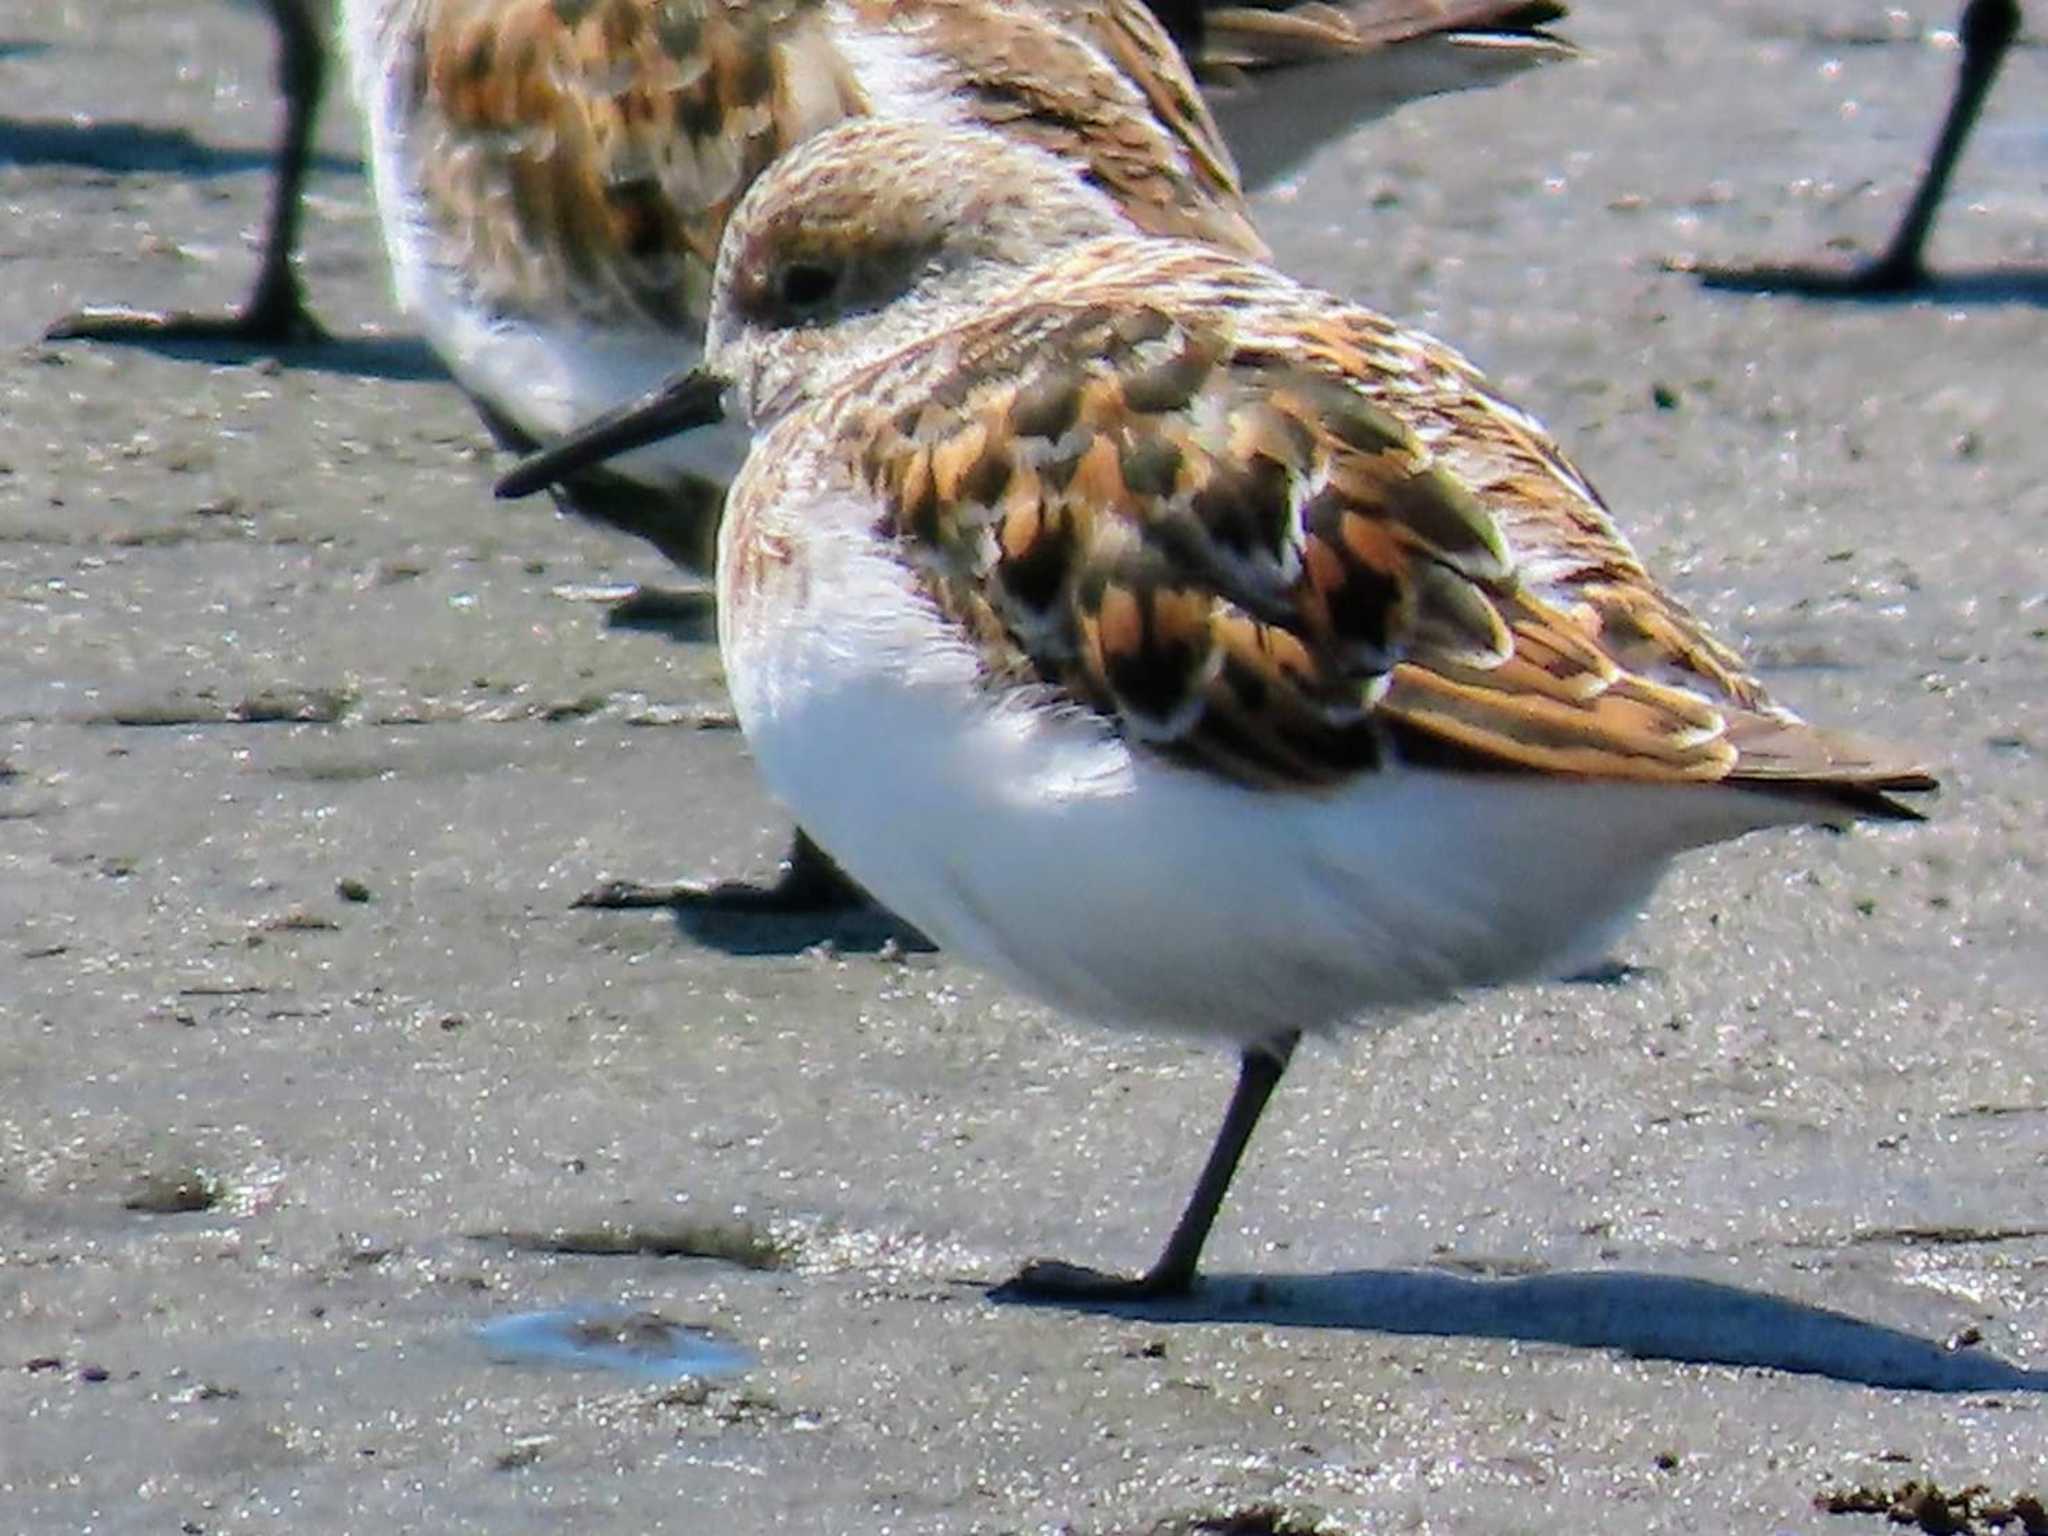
989, 1264, 2045, 1393
1688, 263, 2048, 308
0, 116, 358, 179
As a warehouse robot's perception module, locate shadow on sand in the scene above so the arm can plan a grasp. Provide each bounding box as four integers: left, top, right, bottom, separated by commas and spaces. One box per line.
42, 329, 455, 382
601, 585, 719, 645
1693, 263, 2048, 308
991, 1264, 2046, 1394
0, 115, 359, 179
662, 898, 934, 959
38, 324, 451, 381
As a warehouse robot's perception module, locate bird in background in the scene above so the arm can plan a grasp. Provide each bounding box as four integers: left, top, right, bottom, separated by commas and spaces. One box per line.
38, 1, 1570, 353
340, 0, 1572, 575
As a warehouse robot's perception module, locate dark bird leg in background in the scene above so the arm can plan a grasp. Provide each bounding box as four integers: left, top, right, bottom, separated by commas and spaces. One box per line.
46, 0, 331, 345
481, 408, 892, 925
1697, 0, 2021, 296
1146, 0, 1204, 53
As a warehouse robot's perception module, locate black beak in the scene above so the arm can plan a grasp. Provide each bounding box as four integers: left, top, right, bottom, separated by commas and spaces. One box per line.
494, 367, 729, 499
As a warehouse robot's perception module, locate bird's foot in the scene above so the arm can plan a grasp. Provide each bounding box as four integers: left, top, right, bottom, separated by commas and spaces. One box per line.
1683, 251, 1932, 298
989, 1258, 1194, 1304
45, 292, 331, 348
572, 838, 876, 916
572, 870, 867, 916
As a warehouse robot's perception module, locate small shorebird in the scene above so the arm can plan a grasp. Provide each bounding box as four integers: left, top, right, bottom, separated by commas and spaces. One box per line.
44, 0, 332, 345
509, 118, 1936, 1300
1695, 0, 2023, 296
348, 0, 1569, 915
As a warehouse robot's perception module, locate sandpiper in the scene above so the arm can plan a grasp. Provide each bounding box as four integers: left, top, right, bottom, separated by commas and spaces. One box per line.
510, 118, 1935, 1300
38, 3, 1569, 359
356, 0, 1569, 914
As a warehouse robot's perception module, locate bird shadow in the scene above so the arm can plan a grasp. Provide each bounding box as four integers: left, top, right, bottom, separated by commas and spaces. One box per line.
601, 586, 719, 644
989, 1264, 2046, 1394
43, 329, 453, 382
661, 898, 934, 959
0, 116, 361, 179
570, 860, 933, 958
1690, 262, 2048, 308
1561, 958, 1657, 987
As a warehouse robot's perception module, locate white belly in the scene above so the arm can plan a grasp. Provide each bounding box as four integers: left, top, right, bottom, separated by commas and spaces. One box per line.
722, 497, 1810, 1047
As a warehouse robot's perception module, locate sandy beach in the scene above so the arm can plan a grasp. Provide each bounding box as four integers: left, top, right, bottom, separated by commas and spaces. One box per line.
3, 2, 2046, 1530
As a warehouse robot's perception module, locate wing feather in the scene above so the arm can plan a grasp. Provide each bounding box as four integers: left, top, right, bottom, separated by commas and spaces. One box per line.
818, 243, 1931, 808
410, 0, 853, 327
1194, 0, 1569, 72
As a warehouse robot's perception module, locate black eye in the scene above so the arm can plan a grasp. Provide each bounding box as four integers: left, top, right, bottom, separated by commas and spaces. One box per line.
778, 261, 841, 311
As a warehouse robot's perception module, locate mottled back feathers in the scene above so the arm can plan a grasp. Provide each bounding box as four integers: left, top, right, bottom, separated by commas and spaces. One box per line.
741, 238, 1930, 807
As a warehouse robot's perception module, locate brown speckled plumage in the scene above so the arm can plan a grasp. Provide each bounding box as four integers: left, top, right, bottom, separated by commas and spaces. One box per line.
377, 0, 1263, 338
722, 212, 1928, 805
360, 0, 1573, 338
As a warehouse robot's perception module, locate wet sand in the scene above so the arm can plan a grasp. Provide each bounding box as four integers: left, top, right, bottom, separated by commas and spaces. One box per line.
3, 2, 2046, 1531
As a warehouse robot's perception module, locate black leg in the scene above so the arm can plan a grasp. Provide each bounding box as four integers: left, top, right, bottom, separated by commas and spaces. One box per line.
550, 466, 727, 581
1145, 0, 1204, 55
239, 0, 331, 342
573, 828, 884, 916
1696, 0, 2020, 297
46, 0, 331, 345
994, 1033, 1300, 1302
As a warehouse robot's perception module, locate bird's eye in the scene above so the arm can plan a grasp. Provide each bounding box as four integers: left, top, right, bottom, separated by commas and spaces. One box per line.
778, 261, 841, 311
